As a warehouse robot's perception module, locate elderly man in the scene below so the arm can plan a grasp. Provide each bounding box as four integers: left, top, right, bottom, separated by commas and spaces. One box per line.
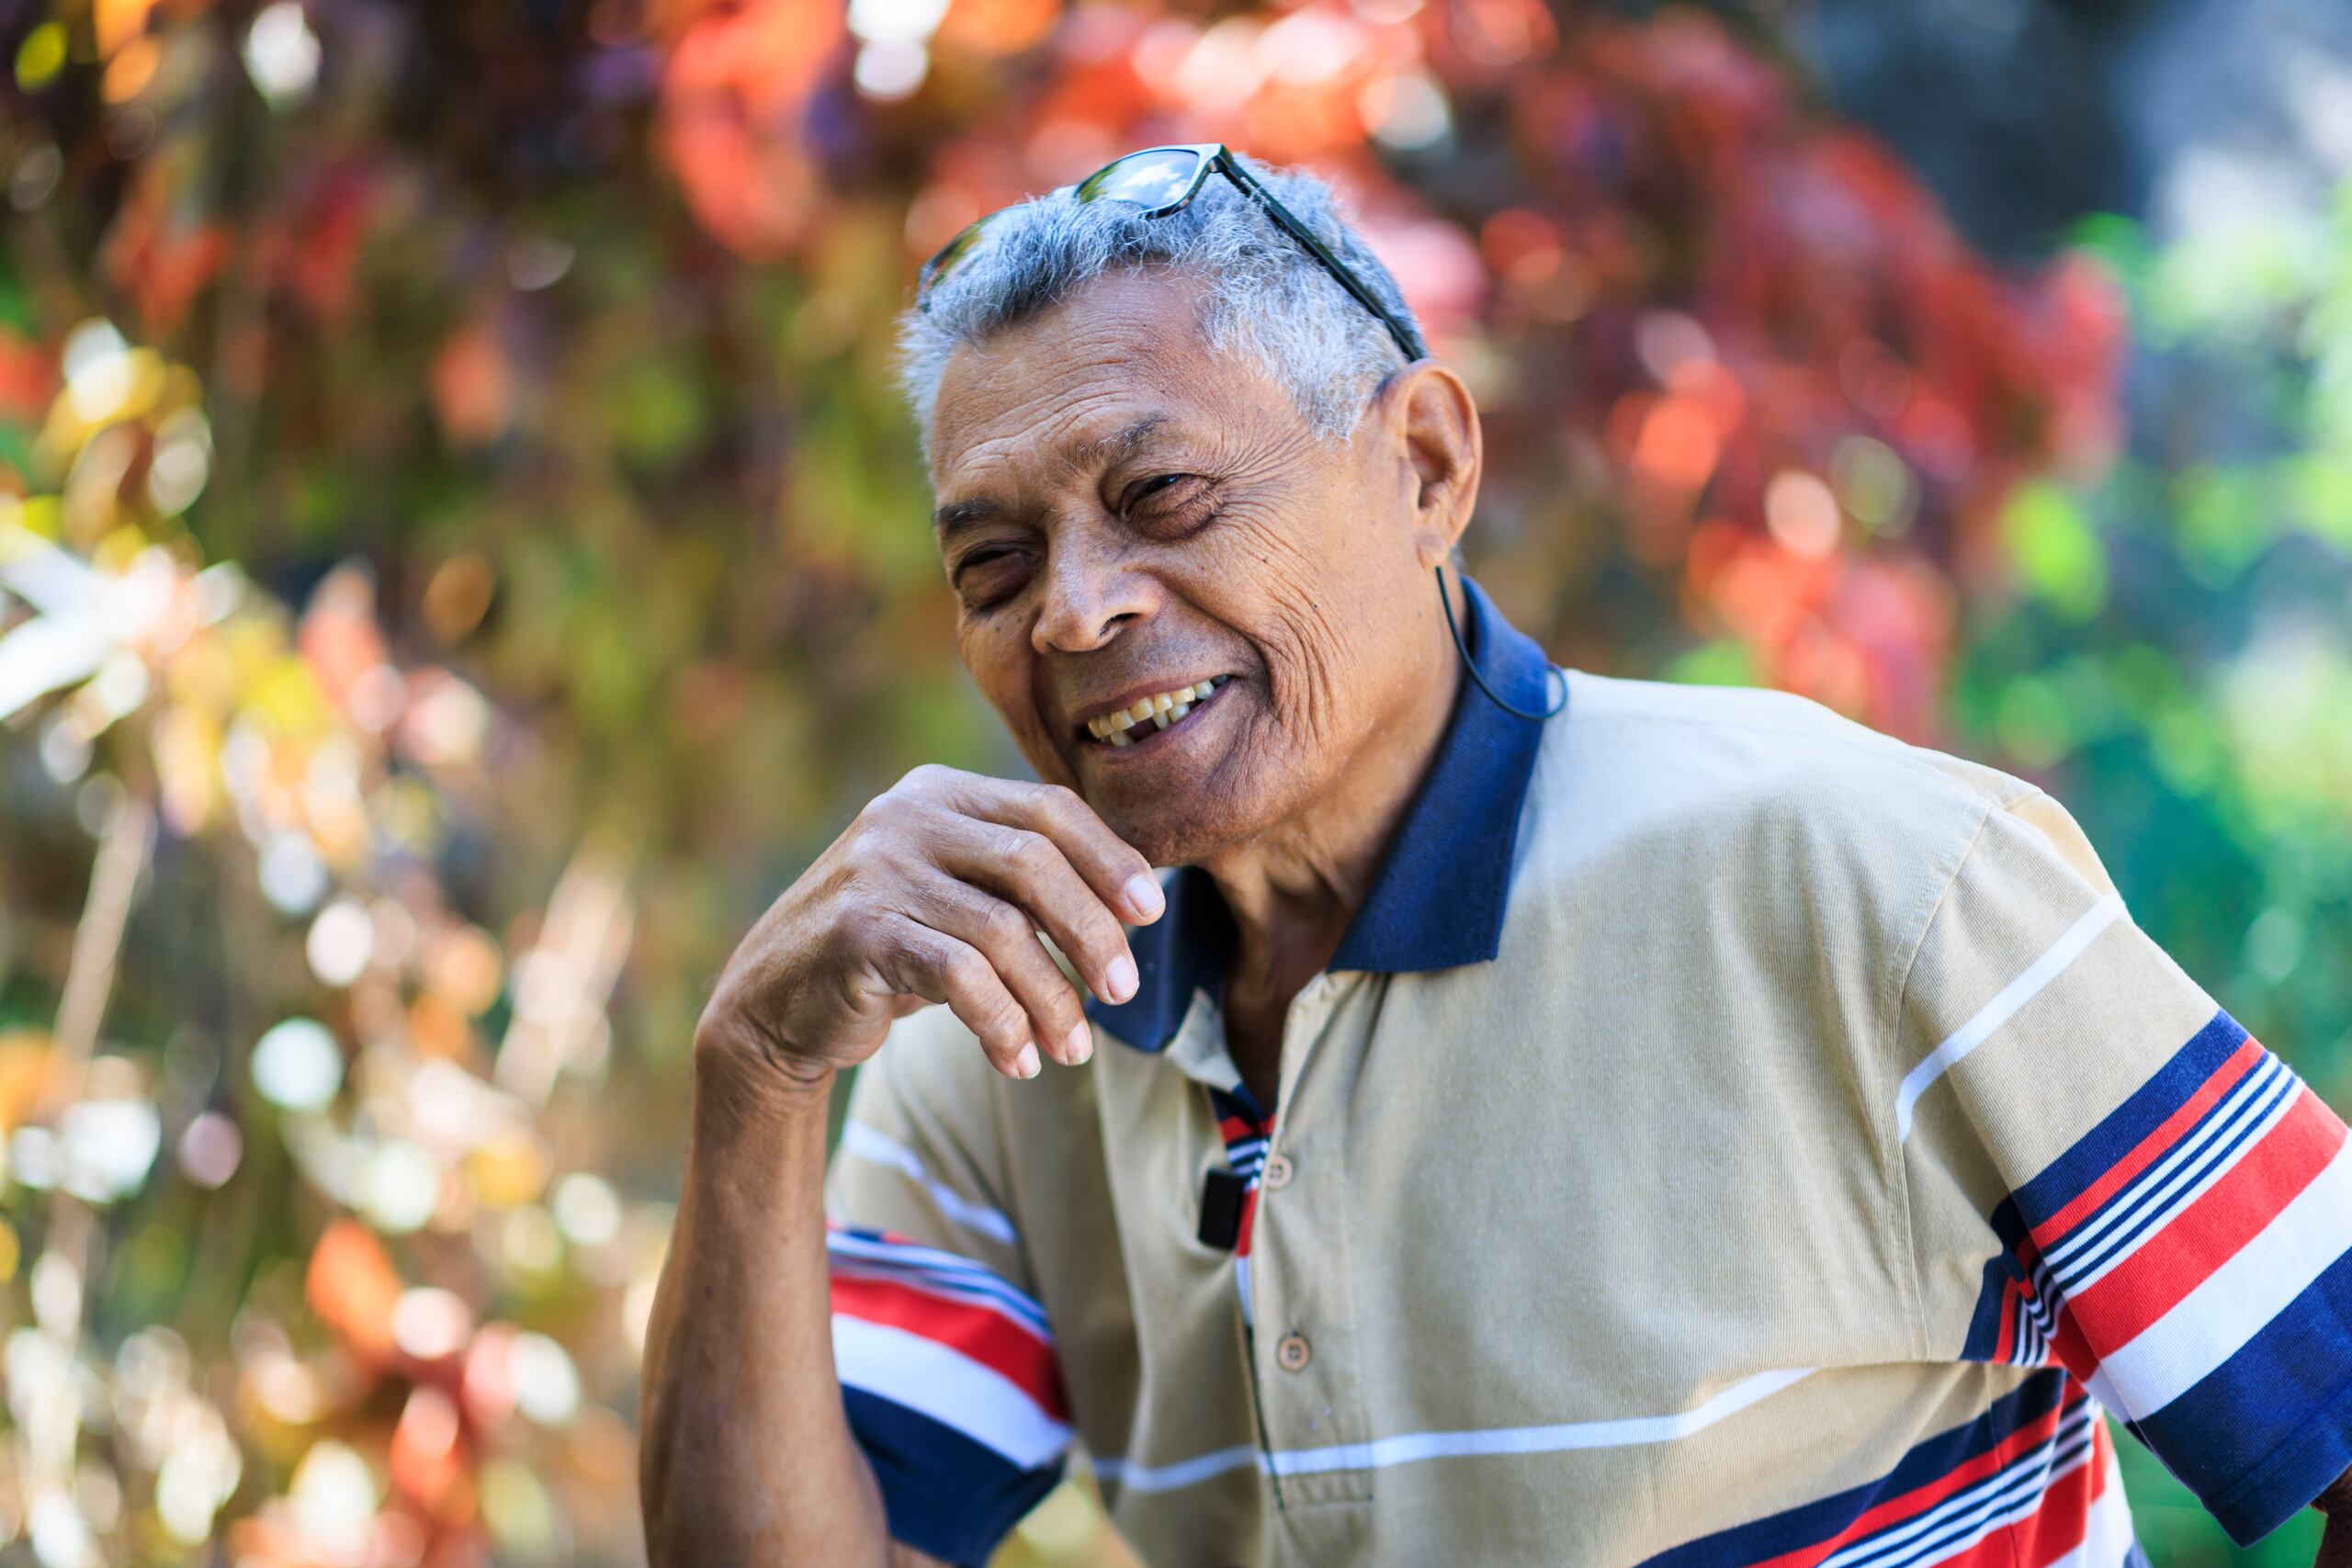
639, 147, 2352, 1567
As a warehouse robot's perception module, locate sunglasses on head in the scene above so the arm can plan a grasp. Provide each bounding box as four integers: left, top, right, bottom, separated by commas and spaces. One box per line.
915, 142, 1427, 365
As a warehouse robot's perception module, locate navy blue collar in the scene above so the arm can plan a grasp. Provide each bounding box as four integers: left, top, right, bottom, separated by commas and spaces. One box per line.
1086, 575, 1558, 1053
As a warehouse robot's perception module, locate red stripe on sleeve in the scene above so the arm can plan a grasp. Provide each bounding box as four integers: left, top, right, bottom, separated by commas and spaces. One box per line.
2044, 1303, 2099, 1386
830, 1273, 1069, 1420
1991, 1275, 2026, 1363
2030, 1038, 2264, 1250
2063, 1088, 2346, 1349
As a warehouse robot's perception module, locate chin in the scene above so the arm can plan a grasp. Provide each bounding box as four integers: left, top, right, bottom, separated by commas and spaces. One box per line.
1100, 810, 1242, 870
1012, 744, 1241, 863
1080, 769, 1275, 868
1038, 692, 1307, 865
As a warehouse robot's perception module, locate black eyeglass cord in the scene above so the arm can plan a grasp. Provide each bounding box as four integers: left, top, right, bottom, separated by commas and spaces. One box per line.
1438, 565, 1566, 722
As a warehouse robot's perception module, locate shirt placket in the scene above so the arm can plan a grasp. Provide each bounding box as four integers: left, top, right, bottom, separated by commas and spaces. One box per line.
1247, 972, 1375, 1510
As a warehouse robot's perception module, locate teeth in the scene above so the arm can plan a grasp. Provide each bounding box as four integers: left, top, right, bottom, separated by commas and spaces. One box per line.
1089, 677, 1228, 743
1086, 710, 1137, 740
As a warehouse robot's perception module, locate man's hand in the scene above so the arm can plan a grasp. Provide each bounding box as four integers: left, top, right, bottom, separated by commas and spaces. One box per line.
2321, 1467, 2352, 1568
697, 765, 1163, 1088
645, 768, 1156, 1566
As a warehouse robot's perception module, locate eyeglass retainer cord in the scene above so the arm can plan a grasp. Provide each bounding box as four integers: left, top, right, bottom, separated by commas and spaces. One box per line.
1437, 564, 1566, 723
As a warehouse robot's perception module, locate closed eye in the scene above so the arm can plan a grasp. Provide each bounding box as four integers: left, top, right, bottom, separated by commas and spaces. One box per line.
953, 547, 1033, 608
1121, 473, 1193, 513
1120, 474, 1223, 539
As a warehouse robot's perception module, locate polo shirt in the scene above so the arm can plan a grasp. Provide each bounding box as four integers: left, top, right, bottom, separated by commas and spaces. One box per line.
820, 577, 2352, 1567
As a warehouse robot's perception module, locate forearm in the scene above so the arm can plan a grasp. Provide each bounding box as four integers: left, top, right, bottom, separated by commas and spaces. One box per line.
638, 1045, 891, 1567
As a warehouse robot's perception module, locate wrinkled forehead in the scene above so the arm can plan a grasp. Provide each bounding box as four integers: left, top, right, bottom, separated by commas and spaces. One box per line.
925, 268, 1294, 493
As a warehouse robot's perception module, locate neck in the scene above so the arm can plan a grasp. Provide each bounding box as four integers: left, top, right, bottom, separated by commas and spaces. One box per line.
1201, 570, 1469, 1012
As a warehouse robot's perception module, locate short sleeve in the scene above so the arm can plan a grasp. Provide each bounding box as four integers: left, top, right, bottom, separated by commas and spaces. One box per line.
1895, 788, 2352, 1545
823, 1009, 1071, 1567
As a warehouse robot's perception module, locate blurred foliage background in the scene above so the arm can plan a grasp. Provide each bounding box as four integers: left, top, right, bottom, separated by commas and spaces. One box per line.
0, 0, 2346, 1563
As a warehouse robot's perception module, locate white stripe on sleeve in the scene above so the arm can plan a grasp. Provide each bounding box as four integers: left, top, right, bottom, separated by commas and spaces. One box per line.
1896, 894, 2126, 1142
841, 1122, 1018, 1245
831, 1314, 1070, 1469
2088, 1129, 2352, 1420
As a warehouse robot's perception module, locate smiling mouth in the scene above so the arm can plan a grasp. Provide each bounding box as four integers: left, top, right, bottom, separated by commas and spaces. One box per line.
1081, 674, 1234, 749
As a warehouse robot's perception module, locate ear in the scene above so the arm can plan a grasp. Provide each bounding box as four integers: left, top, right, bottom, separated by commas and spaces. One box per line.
1374, 361, 1483, 569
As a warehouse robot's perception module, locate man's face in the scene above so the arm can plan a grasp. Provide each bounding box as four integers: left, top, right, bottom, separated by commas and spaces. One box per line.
927, 267, 1464, 865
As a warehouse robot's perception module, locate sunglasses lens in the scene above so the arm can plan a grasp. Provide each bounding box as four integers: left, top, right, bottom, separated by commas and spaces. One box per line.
920, 217, 994, 299
923, 151, 1207, 302
1075, 149, 1204, 211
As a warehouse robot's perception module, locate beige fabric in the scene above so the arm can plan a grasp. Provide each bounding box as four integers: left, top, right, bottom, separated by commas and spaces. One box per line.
825, 671, 2243, 1564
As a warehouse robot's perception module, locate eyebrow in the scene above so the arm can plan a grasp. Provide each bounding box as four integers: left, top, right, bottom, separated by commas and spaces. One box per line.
1060, 413, 1172, 477
933, 413, 1178, 541
933, 497, 1003, 542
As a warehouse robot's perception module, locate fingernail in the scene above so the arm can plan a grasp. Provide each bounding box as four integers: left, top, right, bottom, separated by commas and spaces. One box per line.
1123, 873, 1165, 922
1107, 954, 1138, 1004
1016, 1042, 1041, 1078
1064, 1022, 1093, 1066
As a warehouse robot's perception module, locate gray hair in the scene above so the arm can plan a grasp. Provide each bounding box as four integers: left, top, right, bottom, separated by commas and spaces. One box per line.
896, 154, 1421, 455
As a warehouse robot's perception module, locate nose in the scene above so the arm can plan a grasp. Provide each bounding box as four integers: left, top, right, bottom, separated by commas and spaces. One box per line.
1031, 533, 1157, 656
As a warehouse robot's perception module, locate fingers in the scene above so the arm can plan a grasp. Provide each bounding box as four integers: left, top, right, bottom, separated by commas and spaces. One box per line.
868, 917, 1045, 1080
856, 768, 1160, 1080
906, 874, 1100, 1067
929, 773, 1164, 928
921, 807, 1140, 1015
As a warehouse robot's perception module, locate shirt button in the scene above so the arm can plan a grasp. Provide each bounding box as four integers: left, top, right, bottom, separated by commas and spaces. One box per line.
1262, 1154, 1294, 1190
1275, 1333, 1312, 1372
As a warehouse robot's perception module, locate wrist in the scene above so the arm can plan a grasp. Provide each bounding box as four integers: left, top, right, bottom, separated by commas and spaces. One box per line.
683, 1052, 835, 1197
692, 1014, 836, 1122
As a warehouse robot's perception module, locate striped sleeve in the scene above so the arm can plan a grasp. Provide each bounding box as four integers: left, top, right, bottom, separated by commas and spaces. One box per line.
1895, 789, 2352, 1546
824, 1012, 1070, 1566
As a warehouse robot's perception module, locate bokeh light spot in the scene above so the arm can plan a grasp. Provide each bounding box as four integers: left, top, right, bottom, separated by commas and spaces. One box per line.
243, 3, 322, 107
252, 1018, 345, 1111
177, 1111, 243, 1189
1764, 471, 1842, 558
